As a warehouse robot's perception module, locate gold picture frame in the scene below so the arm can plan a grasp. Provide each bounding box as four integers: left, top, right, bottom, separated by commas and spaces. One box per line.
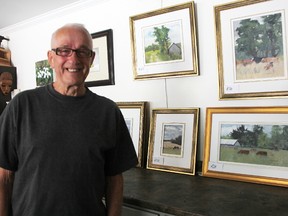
203, 106, 288, 187
147, 108, 199, 175
215, 0, 288, 99
117, 101, 148, 167
130, 1, 199, 79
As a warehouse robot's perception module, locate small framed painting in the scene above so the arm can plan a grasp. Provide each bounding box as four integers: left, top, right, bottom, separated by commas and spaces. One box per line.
35, 59, 53, 87
130, 2, 199, 79
117, 101, 148, 167
147, 108, 199, 175
86, 29, 115, 87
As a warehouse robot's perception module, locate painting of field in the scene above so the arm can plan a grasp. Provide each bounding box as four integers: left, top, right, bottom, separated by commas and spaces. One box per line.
220, 123, 288, 167
220, 146, 288, 167
161, 123, 184, 157
235, 57, 285, 81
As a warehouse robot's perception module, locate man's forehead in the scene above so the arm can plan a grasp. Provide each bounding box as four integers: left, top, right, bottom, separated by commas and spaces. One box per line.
52, 27, 92, 48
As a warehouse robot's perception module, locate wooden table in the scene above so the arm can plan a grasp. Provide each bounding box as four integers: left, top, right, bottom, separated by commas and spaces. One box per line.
123, 168, 288, 216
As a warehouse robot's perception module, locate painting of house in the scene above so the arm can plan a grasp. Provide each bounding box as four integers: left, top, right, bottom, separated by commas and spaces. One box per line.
168, 43, 182, 56
220, 139, 240, 147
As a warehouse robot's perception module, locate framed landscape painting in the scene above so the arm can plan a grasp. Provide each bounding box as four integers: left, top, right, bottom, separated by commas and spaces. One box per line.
215, 0, 288, 99
203, 106, 288, 187
130, 1, 199, 79
147, 108, 199, 175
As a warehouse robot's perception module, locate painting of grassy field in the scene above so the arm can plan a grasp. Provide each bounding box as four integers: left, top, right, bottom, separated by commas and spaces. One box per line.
161, 123, 184, 157
235, 57, 285, 81
220, 146, 288, 167
162, 141, 182, 156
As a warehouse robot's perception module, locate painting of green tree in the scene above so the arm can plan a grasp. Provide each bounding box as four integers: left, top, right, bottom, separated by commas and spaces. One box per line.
143, 20, 183, 64
233, 12, 285, 80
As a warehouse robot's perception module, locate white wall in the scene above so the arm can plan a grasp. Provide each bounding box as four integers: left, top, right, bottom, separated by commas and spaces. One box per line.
1, 0, 287, 163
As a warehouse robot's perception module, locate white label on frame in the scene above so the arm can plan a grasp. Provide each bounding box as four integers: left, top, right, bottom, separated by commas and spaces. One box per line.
224, 84, 239, 93
153, 157, 164, 165
137, 67, 145, 73
208, 161, 224, 172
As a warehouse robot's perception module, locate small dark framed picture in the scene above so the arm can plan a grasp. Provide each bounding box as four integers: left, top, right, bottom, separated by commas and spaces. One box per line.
85, 29, 115, 87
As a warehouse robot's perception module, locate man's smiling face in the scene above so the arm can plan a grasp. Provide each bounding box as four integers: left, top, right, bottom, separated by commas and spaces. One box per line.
48, 26, 95, 91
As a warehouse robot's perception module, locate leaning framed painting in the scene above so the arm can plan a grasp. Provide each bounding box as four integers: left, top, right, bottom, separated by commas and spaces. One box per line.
203, 106, 288, 187
117, 101, 148, 167
215, 0, 288, 99
147, 108, 199, 175
85, 29, 115, 87
130, 1, 199, 79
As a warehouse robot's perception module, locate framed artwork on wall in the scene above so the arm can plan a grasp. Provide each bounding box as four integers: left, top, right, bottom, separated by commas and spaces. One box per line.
147, 108, 199, 175
130, 1, 199, 79
35, 59, 54, 87
203, 106, 288, 187
215, 0, 288, 99
117, 101, 148, 168
86, 29, 115, 87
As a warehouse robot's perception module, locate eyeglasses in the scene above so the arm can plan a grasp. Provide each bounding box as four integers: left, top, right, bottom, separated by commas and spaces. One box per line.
51, 47, 94, 58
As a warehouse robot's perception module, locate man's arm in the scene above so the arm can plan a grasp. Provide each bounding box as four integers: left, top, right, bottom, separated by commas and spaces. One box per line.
0, 167, 14, 216
105, 174, 123, 216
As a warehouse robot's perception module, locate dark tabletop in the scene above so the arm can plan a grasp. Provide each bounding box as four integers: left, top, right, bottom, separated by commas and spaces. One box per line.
123, 168, 288, 216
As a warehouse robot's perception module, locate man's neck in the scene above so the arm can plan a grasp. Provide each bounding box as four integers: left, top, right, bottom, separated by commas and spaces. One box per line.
52, 82, 86, 97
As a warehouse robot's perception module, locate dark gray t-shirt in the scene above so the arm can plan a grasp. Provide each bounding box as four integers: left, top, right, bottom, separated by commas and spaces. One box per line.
0, 84, 138, 216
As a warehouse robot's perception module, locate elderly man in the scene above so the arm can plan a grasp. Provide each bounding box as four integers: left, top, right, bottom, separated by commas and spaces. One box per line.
0, 23, 138, 216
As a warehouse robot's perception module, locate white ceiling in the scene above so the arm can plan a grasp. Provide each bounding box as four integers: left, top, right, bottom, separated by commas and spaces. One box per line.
0, 0, 82, 29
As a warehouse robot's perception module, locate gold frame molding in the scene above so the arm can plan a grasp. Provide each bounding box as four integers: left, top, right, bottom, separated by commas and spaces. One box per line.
203, 106, 288, 187
147, 108, 199, 175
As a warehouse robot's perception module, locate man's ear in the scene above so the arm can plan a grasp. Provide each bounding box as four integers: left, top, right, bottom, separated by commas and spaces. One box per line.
47, 50, 54, 68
